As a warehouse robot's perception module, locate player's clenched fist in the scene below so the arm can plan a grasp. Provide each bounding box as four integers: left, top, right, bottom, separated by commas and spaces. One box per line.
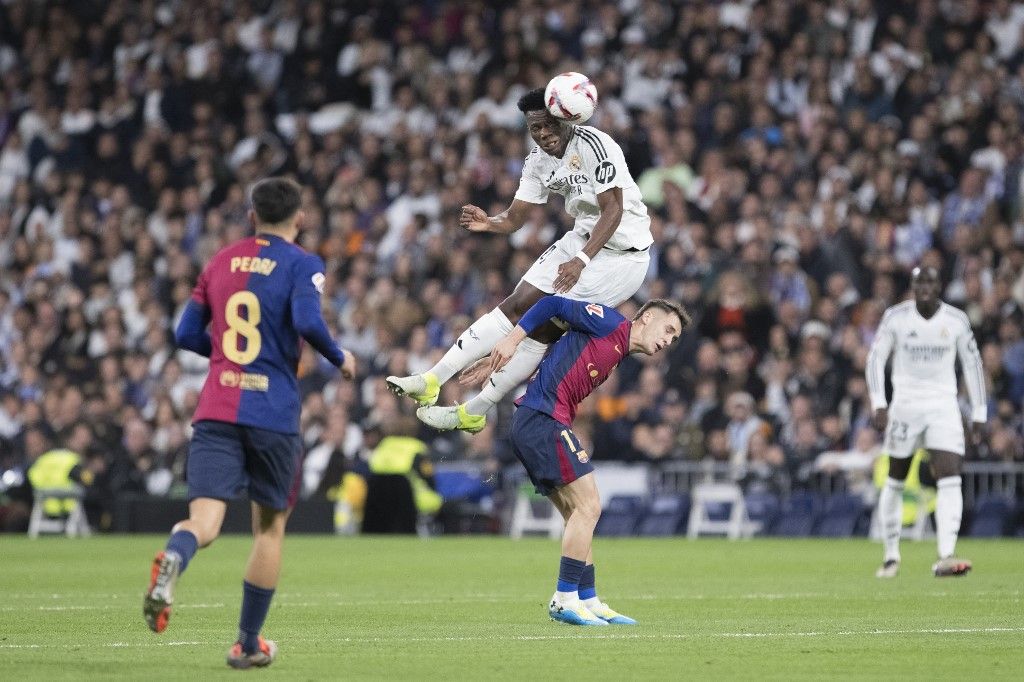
340, 350, 357, 380
460, 204, 489, 232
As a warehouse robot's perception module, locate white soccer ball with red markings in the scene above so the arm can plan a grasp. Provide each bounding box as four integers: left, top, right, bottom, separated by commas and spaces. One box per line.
544, 72, 598, 124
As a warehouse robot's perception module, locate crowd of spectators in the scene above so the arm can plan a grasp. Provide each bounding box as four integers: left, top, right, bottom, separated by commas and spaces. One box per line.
3, 0, 1024, 528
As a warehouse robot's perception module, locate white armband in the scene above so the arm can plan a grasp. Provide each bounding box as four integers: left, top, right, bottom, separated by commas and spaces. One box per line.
574, 251, 591, 266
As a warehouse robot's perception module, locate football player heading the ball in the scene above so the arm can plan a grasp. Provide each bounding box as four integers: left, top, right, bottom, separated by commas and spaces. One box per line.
388, 77, 654, 433
496, 294, 690, 625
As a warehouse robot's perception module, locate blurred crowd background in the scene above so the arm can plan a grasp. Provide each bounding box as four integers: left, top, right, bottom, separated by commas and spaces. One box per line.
2, 0, 1024, 530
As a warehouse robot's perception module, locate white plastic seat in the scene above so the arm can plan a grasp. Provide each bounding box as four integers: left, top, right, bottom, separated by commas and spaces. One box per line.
28, 486, 90, 538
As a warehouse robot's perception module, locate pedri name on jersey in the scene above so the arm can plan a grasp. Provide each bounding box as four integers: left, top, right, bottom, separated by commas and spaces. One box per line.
230, 256, 278, 275
902, 342, 951, 361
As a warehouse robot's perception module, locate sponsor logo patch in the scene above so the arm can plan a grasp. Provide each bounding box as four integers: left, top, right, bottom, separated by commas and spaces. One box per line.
219, 370, 269, 392
595, 160, 616, 183
312, 272, 326, 294
585, 303, 604, 318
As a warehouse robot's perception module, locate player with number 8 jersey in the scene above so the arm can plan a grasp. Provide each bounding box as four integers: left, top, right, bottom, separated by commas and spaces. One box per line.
143, 178, 355, 669
188, 221, 343, 433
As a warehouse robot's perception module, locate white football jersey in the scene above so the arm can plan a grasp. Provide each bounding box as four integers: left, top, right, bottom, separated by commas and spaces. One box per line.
514, 125, 653, 251
866, 300, 987, 422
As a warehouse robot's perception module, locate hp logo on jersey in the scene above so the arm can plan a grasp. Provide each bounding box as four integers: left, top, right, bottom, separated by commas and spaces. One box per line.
595, 160, 616, 184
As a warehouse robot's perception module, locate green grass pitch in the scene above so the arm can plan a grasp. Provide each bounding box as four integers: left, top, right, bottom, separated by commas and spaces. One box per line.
0, 536, 1021, 680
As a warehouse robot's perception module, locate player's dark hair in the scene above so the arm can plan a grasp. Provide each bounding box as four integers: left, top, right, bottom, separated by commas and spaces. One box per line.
634, 299, 692, 330
250, 177, 302, 225
517, 88, 547, 114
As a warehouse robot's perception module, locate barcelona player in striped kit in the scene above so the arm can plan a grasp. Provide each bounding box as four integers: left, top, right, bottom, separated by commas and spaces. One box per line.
486, 295, 690, 625
143, 178, 355, 668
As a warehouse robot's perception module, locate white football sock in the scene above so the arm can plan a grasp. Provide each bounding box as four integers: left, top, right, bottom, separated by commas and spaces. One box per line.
935, 475, 963, 559
428, 308, 514, 384
879, 477, 904, 562
464, 338, 548, 415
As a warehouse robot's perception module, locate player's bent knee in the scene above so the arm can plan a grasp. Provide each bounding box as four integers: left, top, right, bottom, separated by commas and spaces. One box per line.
497, 299, 519, 322
499, 297, 532, 322
252, 507, 289, 536
502, 286, 546, 321
574, 498, 602, 525
196, 523, 224, 547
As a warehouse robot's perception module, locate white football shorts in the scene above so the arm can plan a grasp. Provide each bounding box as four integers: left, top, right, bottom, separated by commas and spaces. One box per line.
884, 398, 965, 458
520, 230, 650, 307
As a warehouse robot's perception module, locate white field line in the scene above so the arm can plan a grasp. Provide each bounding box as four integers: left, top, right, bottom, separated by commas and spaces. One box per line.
1, 591, 1019, 612
1, 627, 1023, 649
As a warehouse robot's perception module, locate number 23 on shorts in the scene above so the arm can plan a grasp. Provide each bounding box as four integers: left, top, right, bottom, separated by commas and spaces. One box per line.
887, 419, 909, 447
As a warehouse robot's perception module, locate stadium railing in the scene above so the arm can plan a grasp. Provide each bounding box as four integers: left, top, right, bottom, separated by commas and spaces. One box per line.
960, 462, 1024, 506
653, 461, 1024, 505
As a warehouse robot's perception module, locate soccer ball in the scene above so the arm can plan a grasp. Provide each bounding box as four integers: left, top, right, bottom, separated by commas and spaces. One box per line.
544, 72, 598, 124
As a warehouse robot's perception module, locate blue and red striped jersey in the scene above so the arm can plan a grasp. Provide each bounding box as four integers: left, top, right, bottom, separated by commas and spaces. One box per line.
175, 233, 345, 435
515, 296, 631, 427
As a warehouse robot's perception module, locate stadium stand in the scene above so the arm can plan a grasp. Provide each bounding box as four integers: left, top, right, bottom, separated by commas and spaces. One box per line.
0, 0, 1022, 535
967, 494, 1015, 537
594, 494, 645, 537
636, 493, 690, 536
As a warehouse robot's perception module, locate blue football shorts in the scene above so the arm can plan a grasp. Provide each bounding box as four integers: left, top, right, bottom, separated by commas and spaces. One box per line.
509, 406, 594, 496
186, 420, 302, 510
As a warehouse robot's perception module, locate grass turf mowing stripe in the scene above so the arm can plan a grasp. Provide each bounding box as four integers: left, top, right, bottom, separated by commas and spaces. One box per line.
3, 626, 1024, 649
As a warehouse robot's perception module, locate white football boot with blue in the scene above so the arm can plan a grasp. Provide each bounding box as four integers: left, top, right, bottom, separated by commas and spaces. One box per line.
548, 593, 608, 626
585, 600, 637, 625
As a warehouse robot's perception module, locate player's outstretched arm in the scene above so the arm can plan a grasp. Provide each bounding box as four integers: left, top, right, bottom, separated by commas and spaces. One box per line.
489, 296, 621, 374
292, 256, 354, 378
460, 199, 531, 234
292, 293, 351, 373
174, 300, 213, 357
552, 187, 622, 293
